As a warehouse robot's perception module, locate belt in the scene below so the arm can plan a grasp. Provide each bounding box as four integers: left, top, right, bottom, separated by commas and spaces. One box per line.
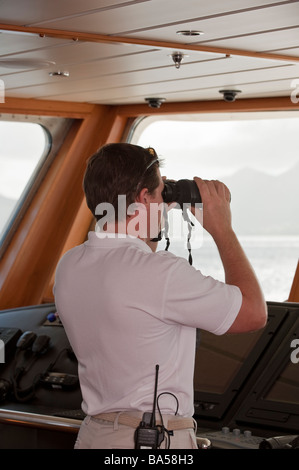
93, 412, 195, 431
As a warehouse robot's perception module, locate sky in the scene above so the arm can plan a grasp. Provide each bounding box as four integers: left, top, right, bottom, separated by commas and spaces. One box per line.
132, 113, 299, 181
0, 121, 47, 200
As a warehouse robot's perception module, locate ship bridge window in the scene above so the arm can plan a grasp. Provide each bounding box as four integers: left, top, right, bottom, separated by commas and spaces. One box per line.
0, 116, 71, 253
130, 112, 299, 302
0, 120, 51, 248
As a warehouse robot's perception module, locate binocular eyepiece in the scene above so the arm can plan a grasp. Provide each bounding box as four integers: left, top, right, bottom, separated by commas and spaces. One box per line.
162, 179, 202, 208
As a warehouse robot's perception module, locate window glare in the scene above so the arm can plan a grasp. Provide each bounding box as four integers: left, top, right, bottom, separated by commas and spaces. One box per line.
0, 121, 50, 238
131, 113, 299, 302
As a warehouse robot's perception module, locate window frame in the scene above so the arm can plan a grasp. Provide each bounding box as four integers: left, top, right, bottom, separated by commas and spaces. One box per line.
0, 115, 72, 258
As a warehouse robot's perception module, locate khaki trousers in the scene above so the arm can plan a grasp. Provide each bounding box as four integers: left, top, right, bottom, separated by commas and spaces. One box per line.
74, 412, 198, 449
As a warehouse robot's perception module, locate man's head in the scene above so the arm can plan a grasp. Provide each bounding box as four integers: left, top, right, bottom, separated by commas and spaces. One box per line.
83, 143, 162, 224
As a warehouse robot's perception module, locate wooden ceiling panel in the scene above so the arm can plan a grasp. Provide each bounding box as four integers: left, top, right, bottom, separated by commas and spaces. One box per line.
15, 61, 296, 104
124, 2, 299, 43
25, 1, 285, 32
266, 46, 299, 56
0, 36, 150, 70
202, 27, 299, 53
0, 0, 298, 104
0, 0, 140, 26
90, 83, 294, 105
4, 51, 291, 99
0, 32, 71, 56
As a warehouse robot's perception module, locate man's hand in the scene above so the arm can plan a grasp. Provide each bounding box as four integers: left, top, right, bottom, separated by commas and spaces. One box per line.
192, 177, 232, 241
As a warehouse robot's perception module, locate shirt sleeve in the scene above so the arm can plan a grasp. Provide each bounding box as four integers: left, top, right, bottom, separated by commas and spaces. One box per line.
161, 254, 242, 335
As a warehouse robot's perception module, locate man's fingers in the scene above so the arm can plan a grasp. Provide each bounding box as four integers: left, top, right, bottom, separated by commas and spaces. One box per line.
194, 177, 211, 198
194, 177, 231, 201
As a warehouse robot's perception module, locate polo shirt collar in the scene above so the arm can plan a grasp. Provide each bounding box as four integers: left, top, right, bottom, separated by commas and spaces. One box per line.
86, 231, 152, 252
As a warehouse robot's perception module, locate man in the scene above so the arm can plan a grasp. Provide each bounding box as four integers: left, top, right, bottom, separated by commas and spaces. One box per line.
54, 143, 267, 449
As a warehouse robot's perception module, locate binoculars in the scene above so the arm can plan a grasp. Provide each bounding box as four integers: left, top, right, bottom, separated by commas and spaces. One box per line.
162, 179, 202, 208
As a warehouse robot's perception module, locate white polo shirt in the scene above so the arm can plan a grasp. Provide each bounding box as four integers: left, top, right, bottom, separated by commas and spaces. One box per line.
54, 232, 242, 417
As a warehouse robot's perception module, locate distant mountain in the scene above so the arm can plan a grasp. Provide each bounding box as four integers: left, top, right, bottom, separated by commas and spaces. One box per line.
222, 163, 299, 235
0, 194, 17, 233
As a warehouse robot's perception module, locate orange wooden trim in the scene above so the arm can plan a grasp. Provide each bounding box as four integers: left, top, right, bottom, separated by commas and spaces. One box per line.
117, 96, 299, 117
0, 23, 298, 64
0, 97, 94, 118
106, 112, 130, 143
288, 261, 299, 302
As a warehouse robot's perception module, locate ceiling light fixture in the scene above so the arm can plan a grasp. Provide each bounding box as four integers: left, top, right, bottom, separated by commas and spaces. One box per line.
170, 52, 188, 69
145, 97, 166, 108
49, 70, 70, 78
176, 30, 204, 37
219, 89, 242, 102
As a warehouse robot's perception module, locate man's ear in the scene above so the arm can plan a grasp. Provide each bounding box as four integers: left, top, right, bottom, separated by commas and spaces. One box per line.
136, 187, 149, 205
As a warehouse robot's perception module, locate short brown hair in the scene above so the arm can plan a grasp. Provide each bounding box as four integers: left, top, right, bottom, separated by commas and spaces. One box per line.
83, 143, 160, 221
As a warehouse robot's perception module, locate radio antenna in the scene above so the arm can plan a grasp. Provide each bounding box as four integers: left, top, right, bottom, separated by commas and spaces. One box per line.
151, 364, 159, 427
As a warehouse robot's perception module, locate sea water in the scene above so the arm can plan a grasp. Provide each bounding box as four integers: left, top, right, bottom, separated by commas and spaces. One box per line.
157, 235, 299, 302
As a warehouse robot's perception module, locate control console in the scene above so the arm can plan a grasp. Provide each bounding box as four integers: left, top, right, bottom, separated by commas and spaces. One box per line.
197, 426, 263, 449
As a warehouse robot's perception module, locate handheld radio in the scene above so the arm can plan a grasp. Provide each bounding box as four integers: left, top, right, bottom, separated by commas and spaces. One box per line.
134, 364, 164, 449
